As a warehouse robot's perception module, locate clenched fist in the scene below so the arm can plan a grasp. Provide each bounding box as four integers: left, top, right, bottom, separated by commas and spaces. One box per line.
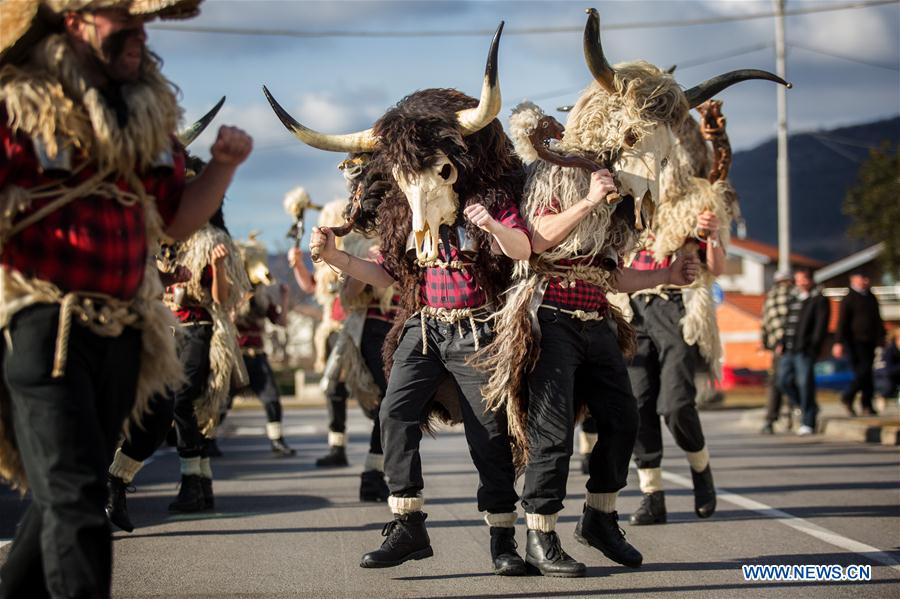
310, 226, 337, 262
585, 169, 617, 206
210, 243, 229, 266
464, 203, 497, 233
667, 254, 700, 286
210, 125, 253, 167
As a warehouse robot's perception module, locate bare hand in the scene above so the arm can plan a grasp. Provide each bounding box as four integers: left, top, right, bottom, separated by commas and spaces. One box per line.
210, 126, 253, 167
667, 254, 700, 286
463, 203, 497, 233
832, 343, 844, 359
288, 247, 302, 267
210, 243, 228, 266
697, 210, 719, 237
775, 343, 784, 356
310, 226, 337, 261
585, 169, 616, 206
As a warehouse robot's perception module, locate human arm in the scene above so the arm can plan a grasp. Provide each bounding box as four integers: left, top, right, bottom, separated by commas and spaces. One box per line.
698, 210, 726, 277
832, 297, 850, 358
164, 127, 253, 240
612, 255, 700, 293
310, 227, 396, 289
463, 203, 531, 260
210, 244, 231, 306
531, 170, 616, 254
288, 247, 316, 294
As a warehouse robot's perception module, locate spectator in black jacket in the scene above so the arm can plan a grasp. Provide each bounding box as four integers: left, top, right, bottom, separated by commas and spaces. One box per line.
776, 268, 831, 435
832, 272, 885, 416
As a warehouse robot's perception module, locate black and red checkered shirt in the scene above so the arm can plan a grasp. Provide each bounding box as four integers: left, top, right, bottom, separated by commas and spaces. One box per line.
237, 299, 281, 349
366, 293, 401, 322
0, 117, 184, 300
420, 201, 528, 309
535, 199, 614, 312
171, 265, 213, 323
629, 243, 707, 272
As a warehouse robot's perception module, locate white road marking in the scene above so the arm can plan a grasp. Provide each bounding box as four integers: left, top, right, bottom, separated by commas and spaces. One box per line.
660, 469, 900, 573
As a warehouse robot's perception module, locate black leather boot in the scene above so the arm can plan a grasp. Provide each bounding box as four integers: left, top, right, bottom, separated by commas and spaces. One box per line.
630, 491, 667, 525
691, 466, 717, 518
359, 470, 390, 502
315, 445, 348, 467
168, 475, 206, 512
200, 477, 214, 510
524, 529, 586, 577
490, 527, 526, 576
360, 512, 433, 568
575, 505, 643, 568
271, 437, 296, 457
106, 474, 134, 533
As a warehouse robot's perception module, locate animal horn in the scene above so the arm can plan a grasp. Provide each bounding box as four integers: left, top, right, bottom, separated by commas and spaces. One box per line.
684, 69, 792, 108
456, 22, 504, 136
583, 8, 616, 94
262, 86, 378, 153
178, 96, 225, 147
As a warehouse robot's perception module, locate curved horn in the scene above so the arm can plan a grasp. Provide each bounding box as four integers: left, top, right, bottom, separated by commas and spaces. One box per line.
262, 86, 378, 153
456, 22, 504, 136
684, 69, 792, 108
178, 96, 225, 147
583, 8, 616, 94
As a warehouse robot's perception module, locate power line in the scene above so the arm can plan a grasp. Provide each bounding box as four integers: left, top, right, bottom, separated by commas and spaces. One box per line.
148, 0, 898, 39
788, 42, 900, 71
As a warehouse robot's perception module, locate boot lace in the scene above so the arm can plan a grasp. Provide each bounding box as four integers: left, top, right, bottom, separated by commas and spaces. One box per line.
380, 519, 406, 549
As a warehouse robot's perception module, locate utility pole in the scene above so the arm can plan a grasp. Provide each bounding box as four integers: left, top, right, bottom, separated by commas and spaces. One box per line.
775, 0, 790, 273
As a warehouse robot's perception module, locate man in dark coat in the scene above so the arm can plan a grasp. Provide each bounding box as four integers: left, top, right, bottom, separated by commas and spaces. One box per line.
832, 272, 885, 416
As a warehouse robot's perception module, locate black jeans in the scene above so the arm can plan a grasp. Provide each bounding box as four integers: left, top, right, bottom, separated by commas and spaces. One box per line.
380, 314, 518, 514
842, 342, 876, 411
323, 331, 349, 434
120, 392, 174, 463
172, 324, 211, 459
521, 309, 638, 515
629, 295, 706, 469
0, 304, 141, 599
360, 317, 391, 455
243, 353, 282, 423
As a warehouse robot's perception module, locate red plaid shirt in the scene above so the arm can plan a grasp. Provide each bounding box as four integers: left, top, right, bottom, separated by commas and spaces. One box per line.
535, 199, 614, 311
419, 201, 528, 309
366, 293, 401, 322
629, 243, 707, 272
0, 115, 184, 300
237, 298, 281, 349
171, 265, 212, 323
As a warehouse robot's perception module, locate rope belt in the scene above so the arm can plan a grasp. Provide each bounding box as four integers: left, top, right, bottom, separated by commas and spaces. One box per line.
633, 286, 683, 302
538, 304, 605, 322
180, 320, 213, 327
414, 258, 472, 271
53, 292, 140, 378
416, 305, 493, 354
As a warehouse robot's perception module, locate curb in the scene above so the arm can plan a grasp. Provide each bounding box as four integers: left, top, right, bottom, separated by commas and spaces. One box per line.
737, 406, 900, 446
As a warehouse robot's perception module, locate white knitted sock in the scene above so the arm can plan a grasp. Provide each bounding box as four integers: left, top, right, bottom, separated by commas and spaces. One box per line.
328, 431, 346, 447
687, 446, 710, 473
484, 511, 517, 528
637, 467, 664, 494
525, 512, 558, 533
388, 495, 423, 515
199, 457, 213, 480
108, 448, 143, 484
363, 453, 384, 473
265, 421, 283, 441
585, 492, 617, 514
179, 457, 202, 477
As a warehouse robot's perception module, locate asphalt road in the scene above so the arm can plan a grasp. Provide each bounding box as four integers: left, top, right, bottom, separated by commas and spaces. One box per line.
1, 407, 898, 598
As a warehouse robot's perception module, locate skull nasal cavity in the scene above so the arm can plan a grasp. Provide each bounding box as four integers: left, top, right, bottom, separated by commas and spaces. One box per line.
439, 164, 453, 180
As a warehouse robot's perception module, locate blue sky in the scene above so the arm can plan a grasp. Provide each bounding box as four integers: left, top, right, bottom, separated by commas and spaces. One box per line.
146, 0, 900, 252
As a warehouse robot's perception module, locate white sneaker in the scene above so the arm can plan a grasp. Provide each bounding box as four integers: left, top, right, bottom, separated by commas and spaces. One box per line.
797, 425, 814, 436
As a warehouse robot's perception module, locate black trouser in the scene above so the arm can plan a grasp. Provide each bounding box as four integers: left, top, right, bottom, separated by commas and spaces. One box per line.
323, 331, 349, 435
629, 295, 706, 470
521, 309, 639, 515
120, 392, 174, 463
842, 342, 876, 411
172, 324, 212, 459
380, 314, 518, 514
360, 317, 391, 455
243, 352, 282, 423
0, 304, 141, 599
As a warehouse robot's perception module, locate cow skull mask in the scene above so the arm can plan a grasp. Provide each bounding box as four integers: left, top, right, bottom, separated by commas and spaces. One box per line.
613, 124, 674, 229
394, 152, 459, 263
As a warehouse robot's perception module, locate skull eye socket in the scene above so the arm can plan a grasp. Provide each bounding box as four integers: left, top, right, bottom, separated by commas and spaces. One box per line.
438, 163, 453, 180
624, 130, 637, 147
660, 157, 668, 168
